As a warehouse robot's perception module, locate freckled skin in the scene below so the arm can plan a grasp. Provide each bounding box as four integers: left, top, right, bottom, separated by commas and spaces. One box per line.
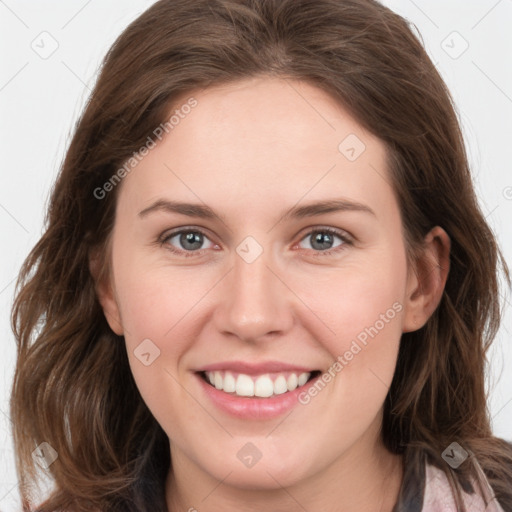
96, 77, 450, 512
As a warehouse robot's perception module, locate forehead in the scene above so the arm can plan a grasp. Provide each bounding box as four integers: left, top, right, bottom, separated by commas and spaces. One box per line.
116, 76, 396, 224
164, 76, 383, 165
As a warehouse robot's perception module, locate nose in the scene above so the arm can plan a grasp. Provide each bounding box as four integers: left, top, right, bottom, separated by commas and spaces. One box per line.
213, 242, 295, 343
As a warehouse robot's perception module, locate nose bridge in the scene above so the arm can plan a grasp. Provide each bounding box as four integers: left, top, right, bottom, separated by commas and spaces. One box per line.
214, 234, 292, 341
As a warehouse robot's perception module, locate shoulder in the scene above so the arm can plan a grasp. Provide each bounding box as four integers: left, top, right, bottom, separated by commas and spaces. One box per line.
423, 462, 505, 512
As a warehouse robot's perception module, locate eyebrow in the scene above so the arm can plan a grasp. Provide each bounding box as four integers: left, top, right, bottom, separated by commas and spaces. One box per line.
138, 198, 375, 222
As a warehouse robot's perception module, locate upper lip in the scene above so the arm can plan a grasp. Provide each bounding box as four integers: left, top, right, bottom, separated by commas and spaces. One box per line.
195, 360, 319, 375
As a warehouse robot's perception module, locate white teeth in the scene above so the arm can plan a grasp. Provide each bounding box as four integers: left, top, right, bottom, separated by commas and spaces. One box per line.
236, 374, 254, 396
203, 370, 312, 397
298, 373, 309, 386
254, 374, 274, 397
273, 375, 288, 395
287, 373, 298, 391
214, 371, 223, 390
223, 371, 236, 392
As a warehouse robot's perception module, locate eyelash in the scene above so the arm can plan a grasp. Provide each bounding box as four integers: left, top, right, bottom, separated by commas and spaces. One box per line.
157, 226, 353, 258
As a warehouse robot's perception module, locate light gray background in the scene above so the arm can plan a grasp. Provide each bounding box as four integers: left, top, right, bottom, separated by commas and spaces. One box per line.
1, 0, 511, 509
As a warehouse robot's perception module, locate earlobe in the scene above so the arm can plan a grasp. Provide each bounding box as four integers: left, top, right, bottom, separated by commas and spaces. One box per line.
88, 250, 124, 336
402, 226, 451, 333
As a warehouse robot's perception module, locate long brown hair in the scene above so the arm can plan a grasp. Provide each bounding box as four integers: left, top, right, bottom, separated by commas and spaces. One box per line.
10, 0, 512, 510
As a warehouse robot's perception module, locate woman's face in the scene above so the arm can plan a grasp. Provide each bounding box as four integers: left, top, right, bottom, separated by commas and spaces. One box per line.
100, 77, 421, 491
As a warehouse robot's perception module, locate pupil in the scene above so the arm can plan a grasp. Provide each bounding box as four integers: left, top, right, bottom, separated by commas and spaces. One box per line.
181, 232, 202, 250
313, 232, 332, 250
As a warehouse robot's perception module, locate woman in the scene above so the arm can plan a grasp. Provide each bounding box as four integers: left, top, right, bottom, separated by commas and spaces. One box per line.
10, 0, 512, 510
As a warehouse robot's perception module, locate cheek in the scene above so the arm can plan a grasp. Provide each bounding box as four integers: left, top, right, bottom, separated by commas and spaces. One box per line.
114, 257, 212, 347
109, 253, 208, 408
114, 267, 207, 430
297, 244, 407, 360
296, 246, 407, 417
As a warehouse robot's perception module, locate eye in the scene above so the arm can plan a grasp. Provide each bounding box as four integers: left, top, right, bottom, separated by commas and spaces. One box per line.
295, 227, 352, 256
158, 226, 352, 258
159, 228, 216, 257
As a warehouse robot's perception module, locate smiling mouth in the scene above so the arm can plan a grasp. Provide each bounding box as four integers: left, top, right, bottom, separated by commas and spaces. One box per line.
198, 370, 322, 398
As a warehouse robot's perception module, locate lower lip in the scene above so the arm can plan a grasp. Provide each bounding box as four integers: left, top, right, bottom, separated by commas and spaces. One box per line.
195, 372, 321, 420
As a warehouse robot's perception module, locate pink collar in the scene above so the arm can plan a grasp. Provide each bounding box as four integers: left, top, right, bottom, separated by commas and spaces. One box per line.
422, 462, 504, 511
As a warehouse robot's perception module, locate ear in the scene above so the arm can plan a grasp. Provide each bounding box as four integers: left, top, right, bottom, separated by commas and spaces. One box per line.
402, 226, 451, 333
89, 248, 124, 336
